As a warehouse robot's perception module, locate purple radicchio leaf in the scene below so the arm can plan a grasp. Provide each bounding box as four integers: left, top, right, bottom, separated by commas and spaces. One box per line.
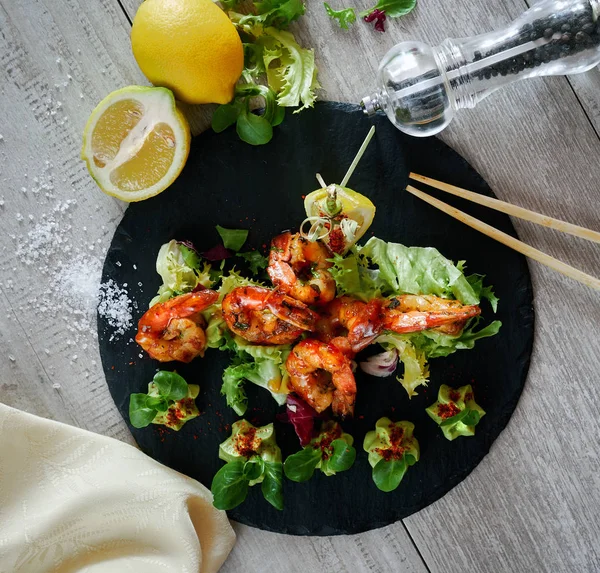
359, 348, 398, 377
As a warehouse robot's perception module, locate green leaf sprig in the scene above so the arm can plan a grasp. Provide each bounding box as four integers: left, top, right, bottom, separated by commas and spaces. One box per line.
231, 0, 306, 31
426, 384, 486, 440
359, 0, 416, 19
284, 421, 356, 482
323, 2, 357, 29
236, 250, 269, 274
212, 80, 284, 146
363, 417, 420, 492
129, 371, 199, 431
216, 225, 249, 252
211, 458, 284, 510
212, 420, 284, 510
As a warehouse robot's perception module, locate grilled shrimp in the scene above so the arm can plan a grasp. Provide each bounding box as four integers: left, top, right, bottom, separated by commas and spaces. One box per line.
221, 286, 318, 345
317, 296, 386, 355
286, 339, 356, 418
383, 294, 481, 334
135, 289, 219, 363
267, 232, 336, 305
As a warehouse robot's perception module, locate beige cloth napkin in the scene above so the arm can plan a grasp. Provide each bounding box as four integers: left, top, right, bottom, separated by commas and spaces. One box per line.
0, 403, 235, 573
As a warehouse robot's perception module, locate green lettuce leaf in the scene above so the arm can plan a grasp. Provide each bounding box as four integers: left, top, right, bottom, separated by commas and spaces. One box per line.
221, 337, 291, 413
373, 318, 501, 397
237, 250, 269, 274
410, 318, 503, 359
357, 237, 480, 304
328, 251, 382, 302
233, 0, 305, 31
376, 334, 430, 397
465, 272, 499, 311
360, 0, 416, 18
258, 28, 320, 112
323, 2, 356, 29
222, 364, 249, 416
150, 240, 213, 306
216, 225, 248, 252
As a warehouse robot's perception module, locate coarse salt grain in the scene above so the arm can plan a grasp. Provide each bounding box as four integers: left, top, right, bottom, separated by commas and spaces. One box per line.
98, 279, 133, 342
14, 198, 135, 344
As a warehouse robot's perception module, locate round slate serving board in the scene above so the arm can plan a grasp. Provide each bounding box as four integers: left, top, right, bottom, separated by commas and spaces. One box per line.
98, 101, 534, 536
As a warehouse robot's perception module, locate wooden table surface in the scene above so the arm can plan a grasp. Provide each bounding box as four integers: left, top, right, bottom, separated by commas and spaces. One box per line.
1, 0, 599, 571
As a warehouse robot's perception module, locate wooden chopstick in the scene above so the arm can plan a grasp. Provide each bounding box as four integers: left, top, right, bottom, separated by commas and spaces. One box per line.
406, 185, 600, 292
409, 173, 600, 244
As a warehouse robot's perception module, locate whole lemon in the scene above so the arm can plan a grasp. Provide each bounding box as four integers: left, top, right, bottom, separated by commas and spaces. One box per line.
131, 0, 244, 105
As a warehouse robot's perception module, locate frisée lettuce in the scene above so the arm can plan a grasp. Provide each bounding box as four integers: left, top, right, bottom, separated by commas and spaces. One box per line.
150, 240, 213, 306
330, 237, 502, 397
221, 338, 291, 415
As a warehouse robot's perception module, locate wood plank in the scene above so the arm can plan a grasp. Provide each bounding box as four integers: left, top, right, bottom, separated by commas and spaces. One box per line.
221, 523, 428, 573
566, 68, 600, 135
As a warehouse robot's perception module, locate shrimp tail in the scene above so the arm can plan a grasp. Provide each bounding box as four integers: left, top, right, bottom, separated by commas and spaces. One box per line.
266, 291, 318, 331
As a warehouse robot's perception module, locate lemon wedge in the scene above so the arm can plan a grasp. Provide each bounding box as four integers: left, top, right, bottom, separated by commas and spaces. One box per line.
81, 86, 190, 202
304, 185, 376, 253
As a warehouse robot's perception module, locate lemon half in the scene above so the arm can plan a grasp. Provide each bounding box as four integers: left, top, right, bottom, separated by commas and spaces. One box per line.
81, 86, 190, 202
304, 186, 376, 252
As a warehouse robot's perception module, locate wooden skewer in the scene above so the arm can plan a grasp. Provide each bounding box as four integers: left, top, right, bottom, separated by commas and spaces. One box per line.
406, 185, 600, 292
409, 172, 600, 244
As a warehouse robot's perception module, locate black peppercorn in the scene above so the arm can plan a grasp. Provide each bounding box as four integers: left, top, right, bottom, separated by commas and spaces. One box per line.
582, 22, 595, 34
543, 28, 554, 40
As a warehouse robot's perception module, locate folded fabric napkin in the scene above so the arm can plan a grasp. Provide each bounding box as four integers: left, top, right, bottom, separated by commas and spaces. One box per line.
0, 403, 235, 573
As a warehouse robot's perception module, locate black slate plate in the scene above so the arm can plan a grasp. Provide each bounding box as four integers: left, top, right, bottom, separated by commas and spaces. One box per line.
98, 101, 534, 536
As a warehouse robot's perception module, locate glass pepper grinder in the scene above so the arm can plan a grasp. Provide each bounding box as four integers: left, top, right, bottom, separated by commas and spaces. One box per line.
361, 0, 600, 137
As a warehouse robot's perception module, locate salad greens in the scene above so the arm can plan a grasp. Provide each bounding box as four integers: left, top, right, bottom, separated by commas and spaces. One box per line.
323, 2, 357, 29
221, 337, 291, 415
212, 81, 283, 146
212, 420, 283, 510
330, 237, 501, 397
278, 394, 321, 446
284, 421, 356, 481
259, 28, 319, 111
214, 0, 319, 145
426, 384, 486, 440
129, 371, 199, 431
363, 418, 419, 492
236, 250, 269, 274
216, 225, 249, 252
229, 0, 306, 31
150, 240, 213, 306
360, 0, 416, 18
